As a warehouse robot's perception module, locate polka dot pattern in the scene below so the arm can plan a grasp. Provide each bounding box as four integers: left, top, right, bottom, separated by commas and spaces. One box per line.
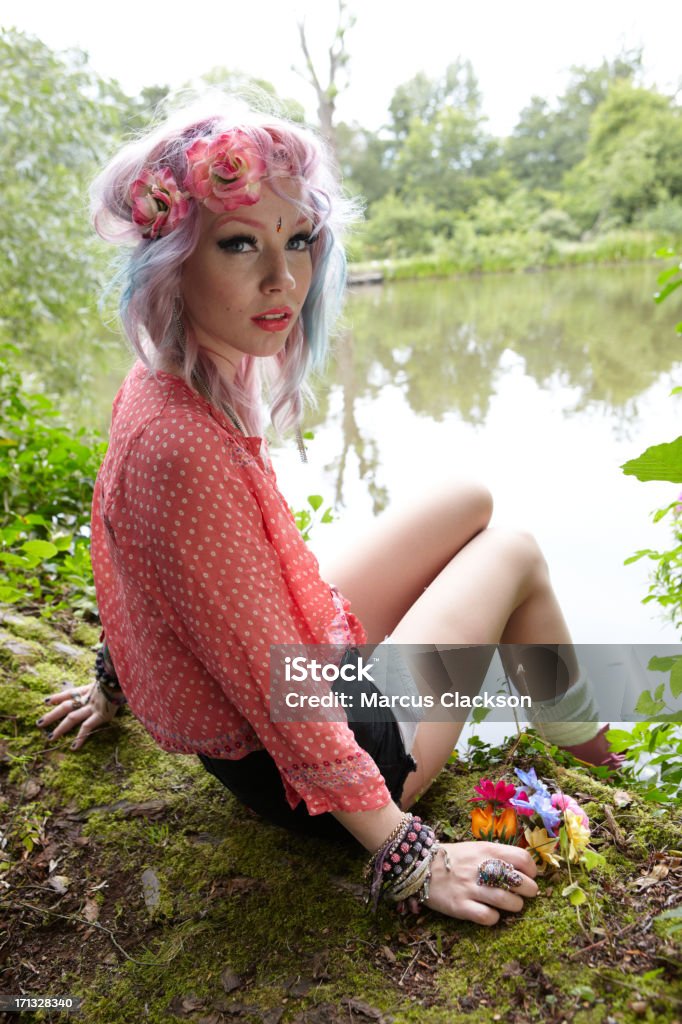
91, 363, 391, 815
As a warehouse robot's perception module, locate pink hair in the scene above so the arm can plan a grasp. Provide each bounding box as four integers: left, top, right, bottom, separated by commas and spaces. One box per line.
90, 96, 356, 436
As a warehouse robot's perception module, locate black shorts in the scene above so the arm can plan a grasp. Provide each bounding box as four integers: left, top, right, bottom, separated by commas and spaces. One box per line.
197, 648, 417, 842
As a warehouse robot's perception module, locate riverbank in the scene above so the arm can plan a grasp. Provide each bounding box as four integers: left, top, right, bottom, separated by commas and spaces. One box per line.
2, 607, 681, 1023
348, 230, 681, 284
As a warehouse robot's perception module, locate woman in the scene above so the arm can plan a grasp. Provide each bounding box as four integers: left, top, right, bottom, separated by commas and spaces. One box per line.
36, 98, 618, 923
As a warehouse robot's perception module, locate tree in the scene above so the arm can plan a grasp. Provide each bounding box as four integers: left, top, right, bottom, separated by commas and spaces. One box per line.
335, 122, 394, 207
564, 81, 682, 229
295, 0, 356, 158
506, 50, 643, 190
387, 58, 482, 143
0, 30, 122, 344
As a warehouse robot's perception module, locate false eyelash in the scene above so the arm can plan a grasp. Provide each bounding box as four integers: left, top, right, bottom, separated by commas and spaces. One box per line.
218, 234, 258, 249
292, 232, 319, 246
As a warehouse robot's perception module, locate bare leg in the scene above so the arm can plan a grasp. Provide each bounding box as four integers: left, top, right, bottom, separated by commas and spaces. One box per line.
319, 482, 576, 809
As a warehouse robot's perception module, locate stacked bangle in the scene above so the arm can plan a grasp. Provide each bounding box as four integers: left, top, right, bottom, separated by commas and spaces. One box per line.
364, 814, 447, 912
95, 645, 127, 707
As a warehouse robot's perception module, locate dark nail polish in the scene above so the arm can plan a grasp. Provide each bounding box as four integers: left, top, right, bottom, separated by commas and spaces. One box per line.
71, 742, 78, 751
46, 731, 54, 740
44, 696, 52, 703
37, 717, 44, 726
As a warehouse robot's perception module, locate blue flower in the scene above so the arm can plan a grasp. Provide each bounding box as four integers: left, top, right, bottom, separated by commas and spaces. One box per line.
527, 791, 562, 835
514, 767, 550, 798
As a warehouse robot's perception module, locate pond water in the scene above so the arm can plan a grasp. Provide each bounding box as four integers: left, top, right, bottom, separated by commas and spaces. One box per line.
64, 262, 682, 651
281, 263, 682, 648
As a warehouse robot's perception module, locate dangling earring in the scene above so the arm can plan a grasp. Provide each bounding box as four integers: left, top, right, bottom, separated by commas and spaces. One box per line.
172, 301, 186, 345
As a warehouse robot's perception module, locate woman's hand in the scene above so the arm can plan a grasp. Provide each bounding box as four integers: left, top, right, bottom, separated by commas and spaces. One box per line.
36, 682, 120, 751
423, 841, 539, 924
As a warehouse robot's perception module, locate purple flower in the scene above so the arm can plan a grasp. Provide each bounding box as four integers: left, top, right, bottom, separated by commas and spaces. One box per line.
526, 791, 562, 835
514, 767, 550, 799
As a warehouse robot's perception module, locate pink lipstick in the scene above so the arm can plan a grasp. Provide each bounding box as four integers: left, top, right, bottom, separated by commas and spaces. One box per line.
251, 306, 293, 332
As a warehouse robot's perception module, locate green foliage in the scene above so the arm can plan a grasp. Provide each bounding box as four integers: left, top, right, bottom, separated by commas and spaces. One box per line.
291, 493, 335, 543
606, 715, 682, 805
623, 249, 682, 634
0, 29, 124, 344
622, 438, 682, 483
347, 48, 680, 268
0, 346, 106, 615
625, 502, 682, 631
505, 51, 642, 191
563, 81, 682, 231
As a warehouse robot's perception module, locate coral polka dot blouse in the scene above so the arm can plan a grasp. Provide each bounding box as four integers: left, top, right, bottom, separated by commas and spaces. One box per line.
91, 363, 392, 815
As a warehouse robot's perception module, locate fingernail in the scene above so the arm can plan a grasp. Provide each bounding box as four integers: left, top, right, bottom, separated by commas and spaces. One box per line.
37, 717, 44, 726
43, 696, 52, 703
71, 742, 79, 751
46, 731, 54, 740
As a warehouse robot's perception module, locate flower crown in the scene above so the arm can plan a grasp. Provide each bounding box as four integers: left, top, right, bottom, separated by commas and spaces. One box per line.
130, 129, 284, 240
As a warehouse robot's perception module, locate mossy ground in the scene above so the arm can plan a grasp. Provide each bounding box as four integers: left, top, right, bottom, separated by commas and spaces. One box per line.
1, 609, 681, 1024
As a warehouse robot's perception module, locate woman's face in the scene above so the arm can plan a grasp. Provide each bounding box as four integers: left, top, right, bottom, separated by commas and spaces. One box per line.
180, 180, 314, 380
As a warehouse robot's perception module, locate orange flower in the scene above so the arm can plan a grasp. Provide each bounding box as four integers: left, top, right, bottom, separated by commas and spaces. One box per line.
493, 806, 519, 842
471, 804, 519, 843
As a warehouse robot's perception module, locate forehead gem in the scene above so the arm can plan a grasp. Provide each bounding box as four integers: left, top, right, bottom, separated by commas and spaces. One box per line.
276, 217, 282, 233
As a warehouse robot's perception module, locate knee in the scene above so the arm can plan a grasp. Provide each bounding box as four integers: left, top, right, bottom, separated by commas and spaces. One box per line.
492, 527, 549, 583
450, 479, 494, 532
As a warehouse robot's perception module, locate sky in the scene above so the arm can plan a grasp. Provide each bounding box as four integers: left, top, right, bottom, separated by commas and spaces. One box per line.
4, 0, 681, 136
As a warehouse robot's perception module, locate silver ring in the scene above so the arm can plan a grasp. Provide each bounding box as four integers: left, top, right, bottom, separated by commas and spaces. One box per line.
477, 857, 523, 891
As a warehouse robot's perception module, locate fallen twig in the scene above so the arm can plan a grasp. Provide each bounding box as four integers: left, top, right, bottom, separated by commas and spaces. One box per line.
12, 898, 180, 967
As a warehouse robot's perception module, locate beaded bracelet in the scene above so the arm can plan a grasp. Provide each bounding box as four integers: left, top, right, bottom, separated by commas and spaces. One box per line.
95, 647, 127, 707
366, 815, 439, 911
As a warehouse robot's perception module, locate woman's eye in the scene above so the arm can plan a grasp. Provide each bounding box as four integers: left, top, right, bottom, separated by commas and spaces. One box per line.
218, 235, 258, 253
287, 233, 315, 252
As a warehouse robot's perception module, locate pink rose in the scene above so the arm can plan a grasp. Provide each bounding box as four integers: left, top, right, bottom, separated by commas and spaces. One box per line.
130, 167, 189, 239
184, 130, 267, 213
551, 793, 589, 828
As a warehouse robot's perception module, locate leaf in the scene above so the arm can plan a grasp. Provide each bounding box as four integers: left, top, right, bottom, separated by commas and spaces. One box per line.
654, 277, 682, 303
24, 513, 49, 526
621, 437, 682, 483
307, 494, 323, 511
635, 690, 666, 717
82, 897, 100, 923
604, 729, 633, 752
141, 868, 160, 911
562, 882, 587, 906
48, 874, 71, 894
581, 848, 606, 871
647, 655, 679, 672
654, 683, 665, 701
21, 539, 58, 559
671, 659, 682, 700
657, 264, 682, 286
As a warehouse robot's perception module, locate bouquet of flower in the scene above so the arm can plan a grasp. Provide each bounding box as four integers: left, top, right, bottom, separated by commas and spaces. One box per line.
470, 768, 591, 873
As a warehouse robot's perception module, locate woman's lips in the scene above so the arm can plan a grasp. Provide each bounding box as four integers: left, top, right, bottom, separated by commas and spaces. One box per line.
251, 307, 293, 332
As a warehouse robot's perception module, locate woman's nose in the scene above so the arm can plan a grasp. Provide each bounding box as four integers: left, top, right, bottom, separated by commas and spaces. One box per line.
261, 251, 296, 292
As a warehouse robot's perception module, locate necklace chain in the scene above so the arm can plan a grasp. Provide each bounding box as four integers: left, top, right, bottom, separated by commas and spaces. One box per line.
191, 372, 245, 434
191, 371, 307, 463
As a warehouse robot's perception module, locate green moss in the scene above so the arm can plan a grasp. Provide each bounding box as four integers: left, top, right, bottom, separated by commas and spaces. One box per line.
69, 621, 100, 647
0, 611, 57, 644
4, 607, 681, 1024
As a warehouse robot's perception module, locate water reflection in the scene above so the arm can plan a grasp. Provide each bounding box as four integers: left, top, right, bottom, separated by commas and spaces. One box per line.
19, 263, 681, 642
315, 264, 680, 434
